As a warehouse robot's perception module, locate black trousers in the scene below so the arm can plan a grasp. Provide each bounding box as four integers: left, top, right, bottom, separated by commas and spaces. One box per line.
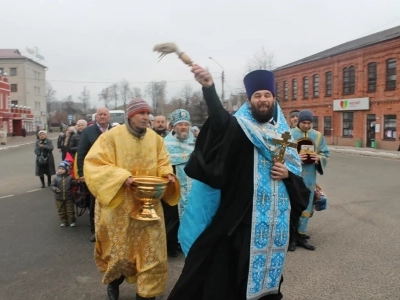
161, 199, 179, 254
89, 193, 95, 233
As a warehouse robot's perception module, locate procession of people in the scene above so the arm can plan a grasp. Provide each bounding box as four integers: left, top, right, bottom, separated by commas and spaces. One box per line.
35, 62, 330, 300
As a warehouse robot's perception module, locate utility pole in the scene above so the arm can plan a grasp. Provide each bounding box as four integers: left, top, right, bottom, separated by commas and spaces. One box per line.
221, 70, 225, 102
209, 57, 225, 102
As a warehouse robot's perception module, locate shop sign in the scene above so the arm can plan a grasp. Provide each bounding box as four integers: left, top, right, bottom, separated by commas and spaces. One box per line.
333, 97, 369, 111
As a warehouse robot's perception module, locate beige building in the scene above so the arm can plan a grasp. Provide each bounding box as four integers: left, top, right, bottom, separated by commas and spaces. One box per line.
0, 49, 47, 132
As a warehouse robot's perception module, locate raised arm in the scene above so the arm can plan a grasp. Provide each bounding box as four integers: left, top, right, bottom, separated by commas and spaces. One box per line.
191, 65, 230, 128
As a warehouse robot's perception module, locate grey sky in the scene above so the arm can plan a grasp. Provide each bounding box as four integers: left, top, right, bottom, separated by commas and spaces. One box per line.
3, 0, 400, 107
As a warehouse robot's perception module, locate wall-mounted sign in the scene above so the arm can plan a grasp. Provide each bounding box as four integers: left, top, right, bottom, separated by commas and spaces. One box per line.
333, 97, 369, 111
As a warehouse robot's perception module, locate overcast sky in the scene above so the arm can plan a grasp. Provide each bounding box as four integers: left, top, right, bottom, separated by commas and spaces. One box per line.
2, 0, 400, 107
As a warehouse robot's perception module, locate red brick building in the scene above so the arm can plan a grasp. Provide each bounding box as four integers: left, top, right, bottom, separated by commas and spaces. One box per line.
275, 26, 400, 150
0, 72, 34, 136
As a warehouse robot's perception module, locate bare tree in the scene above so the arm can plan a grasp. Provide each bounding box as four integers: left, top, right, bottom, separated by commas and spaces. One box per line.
145, 81, 167, 115
132, 87, 142, 98
46, 81, 57, 125
107, 83, 119, 109
119, 79, 131, 111
78, 86, 90, 114
246, 47, 276, 72
99, 88, 111, 108
180, 83, 193, 109
164, 97, 183, 115
187, 91, 208, 124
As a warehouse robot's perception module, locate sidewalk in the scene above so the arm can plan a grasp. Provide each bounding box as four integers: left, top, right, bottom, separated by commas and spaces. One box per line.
328, 145, 400, 160
0, 132, 60, 150
1, 132, 400, 159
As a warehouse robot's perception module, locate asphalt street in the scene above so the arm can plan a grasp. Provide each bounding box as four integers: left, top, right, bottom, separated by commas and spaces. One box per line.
0, 143, 399, 300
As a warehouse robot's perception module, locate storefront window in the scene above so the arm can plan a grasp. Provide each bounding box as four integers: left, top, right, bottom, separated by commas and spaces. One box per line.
383, 115, 397, 140
283, 81, 288, 101
275, 82, 280, 102
292, 79, 297, 100
303, 77, 309, 98
324, 116, 332, 136
342, 112, 354, 137
325, 72, 332, 96
343, 66, 355, 94
312, 116, 318, 131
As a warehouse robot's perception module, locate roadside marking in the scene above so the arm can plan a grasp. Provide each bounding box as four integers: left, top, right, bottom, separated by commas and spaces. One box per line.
27, 189, 41, 193
0, 195, 14, 199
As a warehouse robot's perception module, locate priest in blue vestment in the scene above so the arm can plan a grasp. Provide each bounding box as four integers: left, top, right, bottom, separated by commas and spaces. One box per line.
163, 109, 195, 257
290, 110, 330, 251
168, 66, 310, 300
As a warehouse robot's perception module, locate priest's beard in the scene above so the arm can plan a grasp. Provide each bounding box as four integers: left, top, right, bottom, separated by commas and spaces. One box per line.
176, 131, 189, 140
250, 102, 275, 123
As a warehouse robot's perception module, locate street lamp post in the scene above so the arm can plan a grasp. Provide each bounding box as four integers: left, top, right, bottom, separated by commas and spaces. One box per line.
209, 57, 225, 102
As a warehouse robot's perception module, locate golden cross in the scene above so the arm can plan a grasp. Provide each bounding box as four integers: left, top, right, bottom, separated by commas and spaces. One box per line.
272, 131, 297, 163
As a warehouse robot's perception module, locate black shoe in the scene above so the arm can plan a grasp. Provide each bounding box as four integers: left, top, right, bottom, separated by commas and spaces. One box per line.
107, 284, 119, 300
136, 294, 155, 300
89, 234, 96, 242
41, 182, 45, 188
288, 242, 297, 252
297, 239, 316, 251
298, 233, 310, 240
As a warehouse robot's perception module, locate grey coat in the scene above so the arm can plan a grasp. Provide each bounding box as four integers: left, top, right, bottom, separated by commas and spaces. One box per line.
34, 138, 56, 176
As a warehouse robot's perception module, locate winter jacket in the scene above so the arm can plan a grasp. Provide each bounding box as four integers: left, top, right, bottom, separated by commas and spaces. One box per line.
77, 123, 111, 177
50, 173, 75, 201
68, 130, 83, 157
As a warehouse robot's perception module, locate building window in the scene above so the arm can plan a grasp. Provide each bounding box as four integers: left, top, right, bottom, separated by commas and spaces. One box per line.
367, 62, 377, 92
275, 82, 280, 102
303, 76, 309, 98
343, 66, 355, 94
313, 75, 319, 97
0, 94, 3, 109
325, 72, 332, 96
283, 81, 288, 101
386, 58, 396, 90
11, 84, 18, 92
383, 115, 397, 140
292, 79, 297, 100
324, 116, 332, 136
342, 112, 354, 137
0, 68, 4, 75
10, 68, 17, 76
312, 116, 318, 131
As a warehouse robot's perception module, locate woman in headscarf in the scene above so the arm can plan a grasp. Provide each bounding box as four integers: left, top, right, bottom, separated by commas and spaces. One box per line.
68, 120, 87, 158
35, 130, 56, 188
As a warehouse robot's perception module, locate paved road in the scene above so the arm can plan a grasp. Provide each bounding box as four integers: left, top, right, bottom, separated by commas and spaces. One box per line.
0, 145, 399, 299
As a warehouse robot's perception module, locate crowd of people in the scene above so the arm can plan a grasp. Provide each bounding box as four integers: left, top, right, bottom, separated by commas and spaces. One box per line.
33, 64, 330, 300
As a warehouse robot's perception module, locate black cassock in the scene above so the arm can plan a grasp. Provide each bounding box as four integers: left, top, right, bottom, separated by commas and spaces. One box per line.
168, 85, 310, 300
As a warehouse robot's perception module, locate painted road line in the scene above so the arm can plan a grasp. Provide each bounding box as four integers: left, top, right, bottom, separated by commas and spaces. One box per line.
26, 189, 42, 193
0, 195, 14, 199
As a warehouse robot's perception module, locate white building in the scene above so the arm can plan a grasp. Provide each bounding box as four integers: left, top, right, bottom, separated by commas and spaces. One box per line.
0, 49, 47, 132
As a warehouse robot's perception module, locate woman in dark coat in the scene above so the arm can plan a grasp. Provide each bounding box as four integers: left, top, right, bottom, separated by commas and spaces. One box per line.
35, 130, 56, 188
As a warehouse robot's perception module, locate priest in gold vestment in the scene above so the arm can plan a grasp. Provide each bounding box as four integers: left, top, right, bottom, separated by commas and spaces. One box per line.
84, 98, 180, 300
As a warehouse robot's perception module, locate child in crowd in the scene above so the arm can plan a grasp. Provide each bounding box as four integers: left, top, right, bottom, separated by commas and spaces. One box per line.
50, 161, 77, 227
